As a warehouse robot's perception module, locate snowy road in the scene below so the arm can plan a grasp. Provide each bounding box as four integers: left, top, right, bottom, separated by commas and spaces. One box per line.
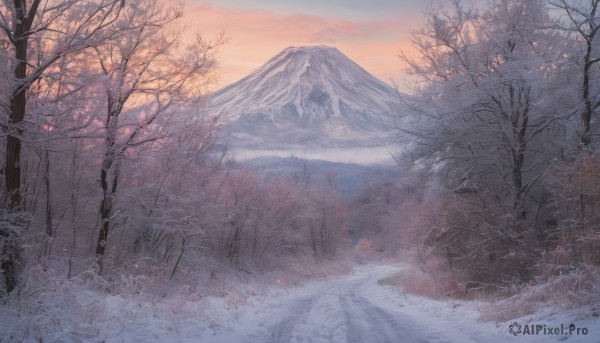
97, 263, 598, 342
190, 264, 509, 343
265, 271, 424, 343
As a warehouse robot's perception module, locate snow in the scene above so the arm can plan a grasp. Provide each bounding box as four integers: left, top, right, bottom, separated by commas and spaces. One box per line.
177, 264, 492, 343
3, 264, 598, 342
208, 46, 401, 148
201, 264, 599, 343
182, 264, 599, 343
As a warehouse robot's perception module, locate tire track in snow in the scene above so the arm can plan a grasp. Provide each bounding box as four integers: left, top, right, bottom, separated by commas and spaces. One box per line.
339, 294, 427, 343
197, 265, 508, 343
268, 298, 315, 343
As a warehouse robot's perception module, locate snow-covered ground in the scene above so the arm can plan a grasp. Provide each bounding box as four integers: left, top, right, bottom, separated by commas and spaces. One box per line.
97, 264, 600, 342
186, 263, 500, 343
3, 264, 599, 342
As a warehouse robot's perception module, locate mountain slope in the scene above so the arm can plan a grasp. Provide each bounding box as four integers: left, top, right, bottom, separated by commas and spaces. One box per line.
208, 46, 400, 148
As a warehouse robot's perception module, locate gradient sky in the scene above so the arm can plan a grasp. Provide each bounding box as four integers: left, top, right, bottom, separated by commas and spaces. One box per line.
184, 0, 432, 90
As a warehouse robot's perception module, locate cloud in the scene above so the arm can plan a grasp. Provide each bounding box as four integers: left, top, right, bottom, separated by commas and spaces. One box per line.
182, 2, 421, 88
190, 0, 427, 20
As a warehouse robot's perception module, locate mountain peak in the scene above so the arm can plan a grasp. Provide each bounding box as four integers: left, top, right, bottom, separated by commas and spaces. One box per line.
267, 46, 348, 69
278, 45, 341, 57
252, 45, 351, 80
209, 46, 400, 148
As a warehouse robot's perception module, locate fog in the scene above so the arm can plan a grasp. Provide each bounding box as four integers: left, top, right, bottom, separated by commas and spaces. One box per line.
233, 146, 397, 165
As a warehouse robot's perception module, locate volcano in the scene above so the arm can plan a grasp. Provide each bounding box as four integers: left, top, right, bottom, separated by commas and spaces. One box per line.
208, 46, 400, 148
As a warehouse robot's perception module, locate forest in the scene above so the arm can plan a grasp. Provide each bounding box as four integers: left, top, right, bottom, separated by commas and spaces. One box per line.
393, 0, 600, 300
0, 0, 599, 340
0, 0, 352, 300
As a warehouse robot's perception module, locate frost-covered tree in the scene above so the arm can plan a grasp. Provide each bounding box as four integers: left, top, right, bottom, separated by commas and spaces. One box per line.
0, 0, 122, 292
90, 0, 223, 272
400, 0, 571, 221
111, 116, 226, 279
552, 0, 600, 147
396, 0, 576, 285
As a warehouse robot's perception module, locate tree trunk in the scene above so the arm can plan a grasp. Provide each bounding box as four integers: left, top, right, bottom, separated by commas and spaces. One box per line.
581, 43, 593, 147
42, 148, 53, 259
2, 0, 30, 293
96, 163, 119, 273
579, 1, 599, 147
95, 109, 120, 273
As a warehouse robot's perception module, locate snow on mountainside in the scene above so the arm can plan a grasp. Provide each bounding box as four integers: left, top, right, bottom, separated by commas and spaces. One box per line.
208, 46, 401, 148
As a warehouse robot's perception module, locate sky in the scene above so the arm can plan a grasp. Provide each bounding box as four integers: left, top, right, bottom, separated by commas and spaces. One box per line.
183, 0, 432, 90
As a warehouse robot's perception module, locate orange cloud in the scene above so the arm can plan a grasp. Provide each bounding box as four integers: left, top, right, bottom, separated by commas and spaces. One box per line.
182, 2, 422, 89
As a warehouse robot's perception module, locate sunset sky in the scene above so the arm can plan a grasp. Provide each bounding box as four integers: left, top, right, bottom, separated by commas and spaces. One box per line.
184, 0, 433, 90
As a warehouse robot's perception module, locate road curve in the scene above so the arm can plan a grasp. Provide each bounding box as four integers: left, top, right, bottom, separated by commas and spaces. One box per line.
196, 264, 504, 343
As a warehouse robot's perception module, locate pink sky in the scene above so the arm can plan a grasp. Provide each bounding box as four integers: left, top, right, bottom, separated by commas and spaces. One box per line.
182, 1, 425, 90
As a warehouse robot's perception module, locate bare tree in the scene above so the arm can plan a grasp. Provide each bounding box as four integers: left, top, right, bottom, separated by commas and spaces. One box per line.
399, 0, 569, 220
90, 0, 223, 273
552, 0, 600, 147
303, 188, 346, 260
396, 0, 574, 286
0, 0, 122, 292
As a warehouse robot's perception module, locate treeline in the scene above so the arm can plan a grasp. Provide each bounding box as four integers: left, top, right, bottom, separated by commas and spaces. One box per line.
395, 0, 600, 293
0, 0, 346, 295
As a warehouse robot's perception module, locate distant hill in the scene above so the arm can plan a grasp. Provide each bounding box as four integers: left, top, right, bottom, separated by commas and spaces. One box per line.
240, 156, 401, 200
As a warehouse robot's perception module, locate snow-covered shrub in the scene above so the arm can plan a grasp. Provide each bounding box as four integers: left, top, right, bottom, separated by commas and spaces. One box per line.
547, 152, 600, 267
484, 265, 600, 321
380, 264, 464, 299
0, 209, 32, 295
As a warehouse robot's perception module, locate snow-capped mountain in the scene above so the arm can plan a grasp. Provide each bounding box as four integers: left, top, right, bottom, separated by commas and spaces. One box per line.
208, 46, 400, 148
